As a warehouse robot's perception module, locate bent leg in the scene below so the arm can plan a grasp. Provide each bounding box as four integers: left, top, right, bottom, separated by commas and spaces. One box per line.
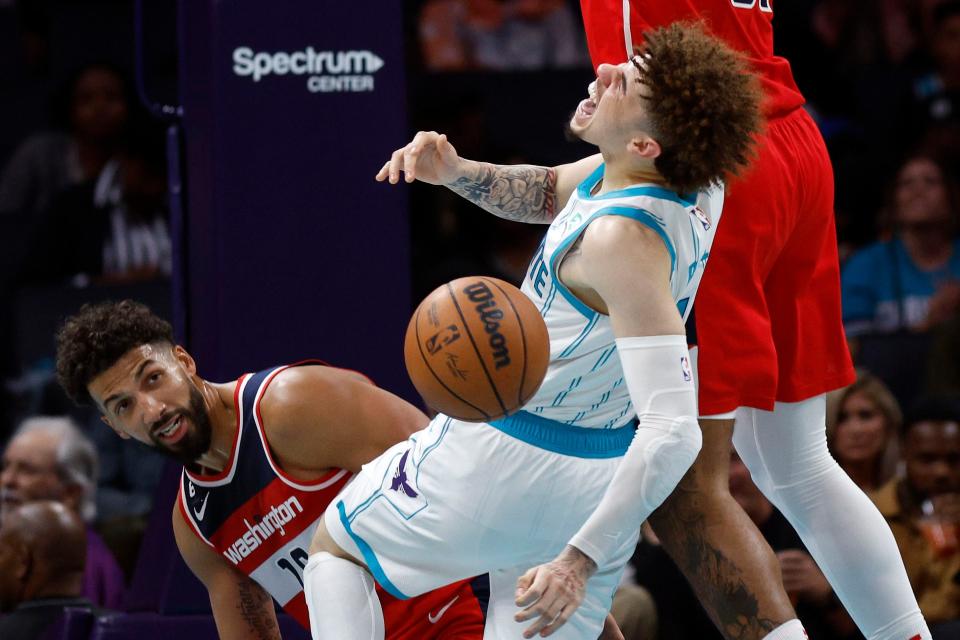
733, 397, 930, 640
649, 418, 797, 640
304, 548, 384, 640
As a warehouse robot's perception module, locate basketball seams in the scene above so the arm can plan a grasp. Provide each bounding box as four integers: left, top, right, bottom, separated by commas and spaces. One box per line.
446, 282, 509, 416
482, 277, 529, 411
412, 299, 490, 420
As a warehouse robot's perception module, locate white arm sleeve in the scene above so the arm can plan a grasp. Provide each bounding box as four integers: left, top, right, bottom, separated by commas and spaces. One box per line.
568, 334, 701, 568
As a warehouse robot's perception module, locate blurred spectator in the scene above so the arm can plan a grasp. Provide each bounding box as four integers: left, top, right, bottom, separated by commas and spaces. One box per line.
88, 415, 163, 522
20, 122, 171, 286
843, 153, 960, 337
419, 0, 588, 71
870, 397, 960, 627
85, 414, 164, 579
634, 450, 857, 640
1, 416, 125, 609
879, 0, 924, 66
826, 371, 902, 492
909, 2, 960, 163
925, 314, 960, 397
0, 501, 99, 640
0, 62, 131, 220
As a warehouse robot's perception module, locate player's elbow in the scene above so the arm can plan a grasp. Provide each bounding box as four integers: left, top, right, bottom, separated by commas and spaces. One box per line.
672, 414, 702, 468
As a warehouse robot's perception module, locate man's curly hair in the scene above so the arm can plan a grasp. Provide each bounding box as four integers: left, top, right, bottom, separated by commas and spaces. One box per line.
638, 22, 762, 193
56, 300, 174, 405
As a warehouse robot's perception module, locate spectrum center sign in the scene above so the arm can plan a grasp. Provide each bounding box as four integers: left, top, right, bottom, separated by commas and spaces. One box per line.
232, 47, 384, 93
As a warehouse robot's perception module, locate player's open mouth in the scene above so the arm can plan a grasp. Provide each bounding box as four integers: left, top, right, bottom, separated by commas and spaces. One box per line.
574, 80, 600, 126
575, 98, 597, 124
155, 415, 187, 445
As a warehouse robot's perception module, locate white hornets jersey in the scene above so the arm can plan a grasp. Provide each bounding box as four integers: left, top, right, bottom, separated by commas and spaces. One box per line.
519, 163, 723, 429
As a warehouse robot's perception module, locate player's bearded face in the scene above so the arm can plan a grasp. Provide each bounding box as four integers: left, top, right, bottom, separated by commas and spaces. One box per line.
148, 380, 213, 465
90, 345, 214, 466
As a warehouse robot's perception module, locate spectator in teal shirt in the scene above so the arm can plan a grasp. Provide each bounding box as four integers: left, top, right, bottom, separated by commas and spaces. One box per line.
842, 154, 960, 337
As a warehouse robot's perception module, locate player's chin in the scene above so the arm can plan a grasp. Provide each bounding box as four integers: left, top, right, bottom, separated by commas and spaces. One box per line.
564, 117, 590, 143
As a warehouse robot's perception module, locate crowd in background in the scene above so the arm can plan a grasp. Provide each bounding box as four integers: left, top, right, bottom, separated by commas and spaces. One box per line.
0, 0, 958, 638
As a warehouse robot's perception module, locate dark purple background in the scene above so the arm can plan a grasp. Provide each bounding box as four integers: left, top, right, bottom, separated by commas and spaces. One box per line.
179, 0, 414, 398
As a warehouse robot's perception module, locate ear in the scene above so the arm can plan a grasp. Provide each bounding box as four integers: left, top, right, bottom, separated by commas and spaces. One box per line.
628, 135, 661, 160
173, 345, 197, 376
101, 415, 131, 440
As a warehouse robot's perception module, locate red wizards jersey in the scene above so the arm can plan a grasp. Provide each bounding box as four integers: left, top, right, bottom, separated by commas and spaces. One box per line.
580, 0, 805, 117
178, 363, 485, 638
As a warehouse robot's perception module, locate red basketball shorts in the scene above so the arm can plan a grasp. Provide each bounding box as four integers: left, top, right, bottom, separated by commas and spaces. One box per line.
690, 108, 855, 415
380, 578, 485, 639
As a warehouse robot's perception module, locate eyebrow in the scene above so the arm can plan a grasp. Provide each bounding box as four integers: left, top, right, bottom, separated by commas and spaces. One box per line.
630, 56, 644, 82
102, 359, 155, 412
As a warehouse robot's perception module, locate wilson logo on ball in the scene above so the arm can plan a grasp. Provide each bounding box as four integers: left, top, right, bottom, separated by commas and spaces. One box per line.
463, 282, 511, 370
405, 276, 549, 422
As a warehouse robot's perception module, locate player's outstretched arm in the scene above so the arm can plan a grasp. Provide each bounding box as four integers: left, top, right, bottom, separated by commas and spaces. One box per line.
515, 216, 699, 637
173, 504, 282, 640
375, 130, 601, 223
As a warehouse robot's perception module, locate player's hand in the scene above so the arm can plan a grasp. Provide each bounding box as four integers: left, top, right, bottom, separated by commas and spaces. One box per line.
375, 131, 463, 186
514, 545, 597, 638
777, 549, 832, 605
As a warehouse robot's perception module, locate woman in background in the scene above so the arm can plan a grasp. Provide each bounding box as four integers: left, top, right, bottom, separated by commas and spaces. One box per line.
827, 371, 903, 493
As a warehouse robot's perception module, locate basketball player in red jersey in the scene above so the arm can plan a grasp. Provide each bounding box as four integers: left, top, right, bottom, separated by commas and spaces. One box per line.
514, 3, 930, 640
52, 300, 486, 639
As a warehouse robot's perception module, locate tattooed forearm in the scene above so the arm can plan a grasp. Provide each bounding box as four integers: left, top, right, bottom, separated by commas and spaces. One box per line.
235, 578, 281, 640
447, 161, 557, 223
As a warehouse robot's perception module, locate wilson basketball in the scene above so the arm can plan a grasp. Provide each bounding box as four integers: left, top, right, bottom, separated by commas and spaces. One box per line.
404, 276, 550, 422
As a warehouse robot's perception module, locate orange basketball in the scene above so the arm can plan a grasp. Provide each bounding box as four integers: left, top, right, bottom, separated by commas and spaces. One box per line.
404, 276, 550, 422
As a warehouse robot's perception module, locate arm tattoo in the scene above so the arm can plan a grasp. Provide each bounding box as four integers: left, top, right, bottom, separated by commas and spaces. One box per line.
236, 578, 281, 640
447, 162, 557, 223
650, 479, 779, 640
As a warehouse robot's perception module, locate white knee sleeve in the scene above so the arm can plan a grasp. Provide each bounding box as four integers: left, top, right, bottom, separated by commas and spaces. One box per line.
304, 551, 385, 640
569, 335, 701, 568
733, 398, 930, 640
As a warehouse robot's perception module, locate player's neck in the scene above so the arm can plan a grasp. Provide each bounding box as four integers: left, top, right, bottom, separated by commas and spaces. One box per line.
194, 380, 238, 473
598, 155, 668, 194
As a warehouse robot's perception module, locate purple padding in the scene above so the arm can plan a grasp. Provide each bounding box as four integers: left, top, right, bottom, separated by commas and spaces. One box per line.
90, 614, 217, 640
89, 613, 310, 640
39, 608, 95, 640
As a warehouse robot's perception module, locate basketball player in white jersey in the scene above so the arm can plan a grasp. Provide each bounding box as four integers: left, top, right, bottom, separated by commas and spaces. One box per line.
304, 24, 762, 639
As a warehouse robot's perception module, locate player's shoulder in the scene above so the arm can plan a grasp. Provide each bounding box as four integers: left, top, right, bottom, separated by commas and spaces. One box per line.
257, 363, 377, 442
581, 214, 667, 265
261, 364, 371, 407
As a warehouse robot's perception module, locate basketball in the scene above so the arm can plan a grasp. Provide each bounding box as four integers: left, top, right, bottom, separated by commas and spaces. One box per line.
404, 276, 550, 422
